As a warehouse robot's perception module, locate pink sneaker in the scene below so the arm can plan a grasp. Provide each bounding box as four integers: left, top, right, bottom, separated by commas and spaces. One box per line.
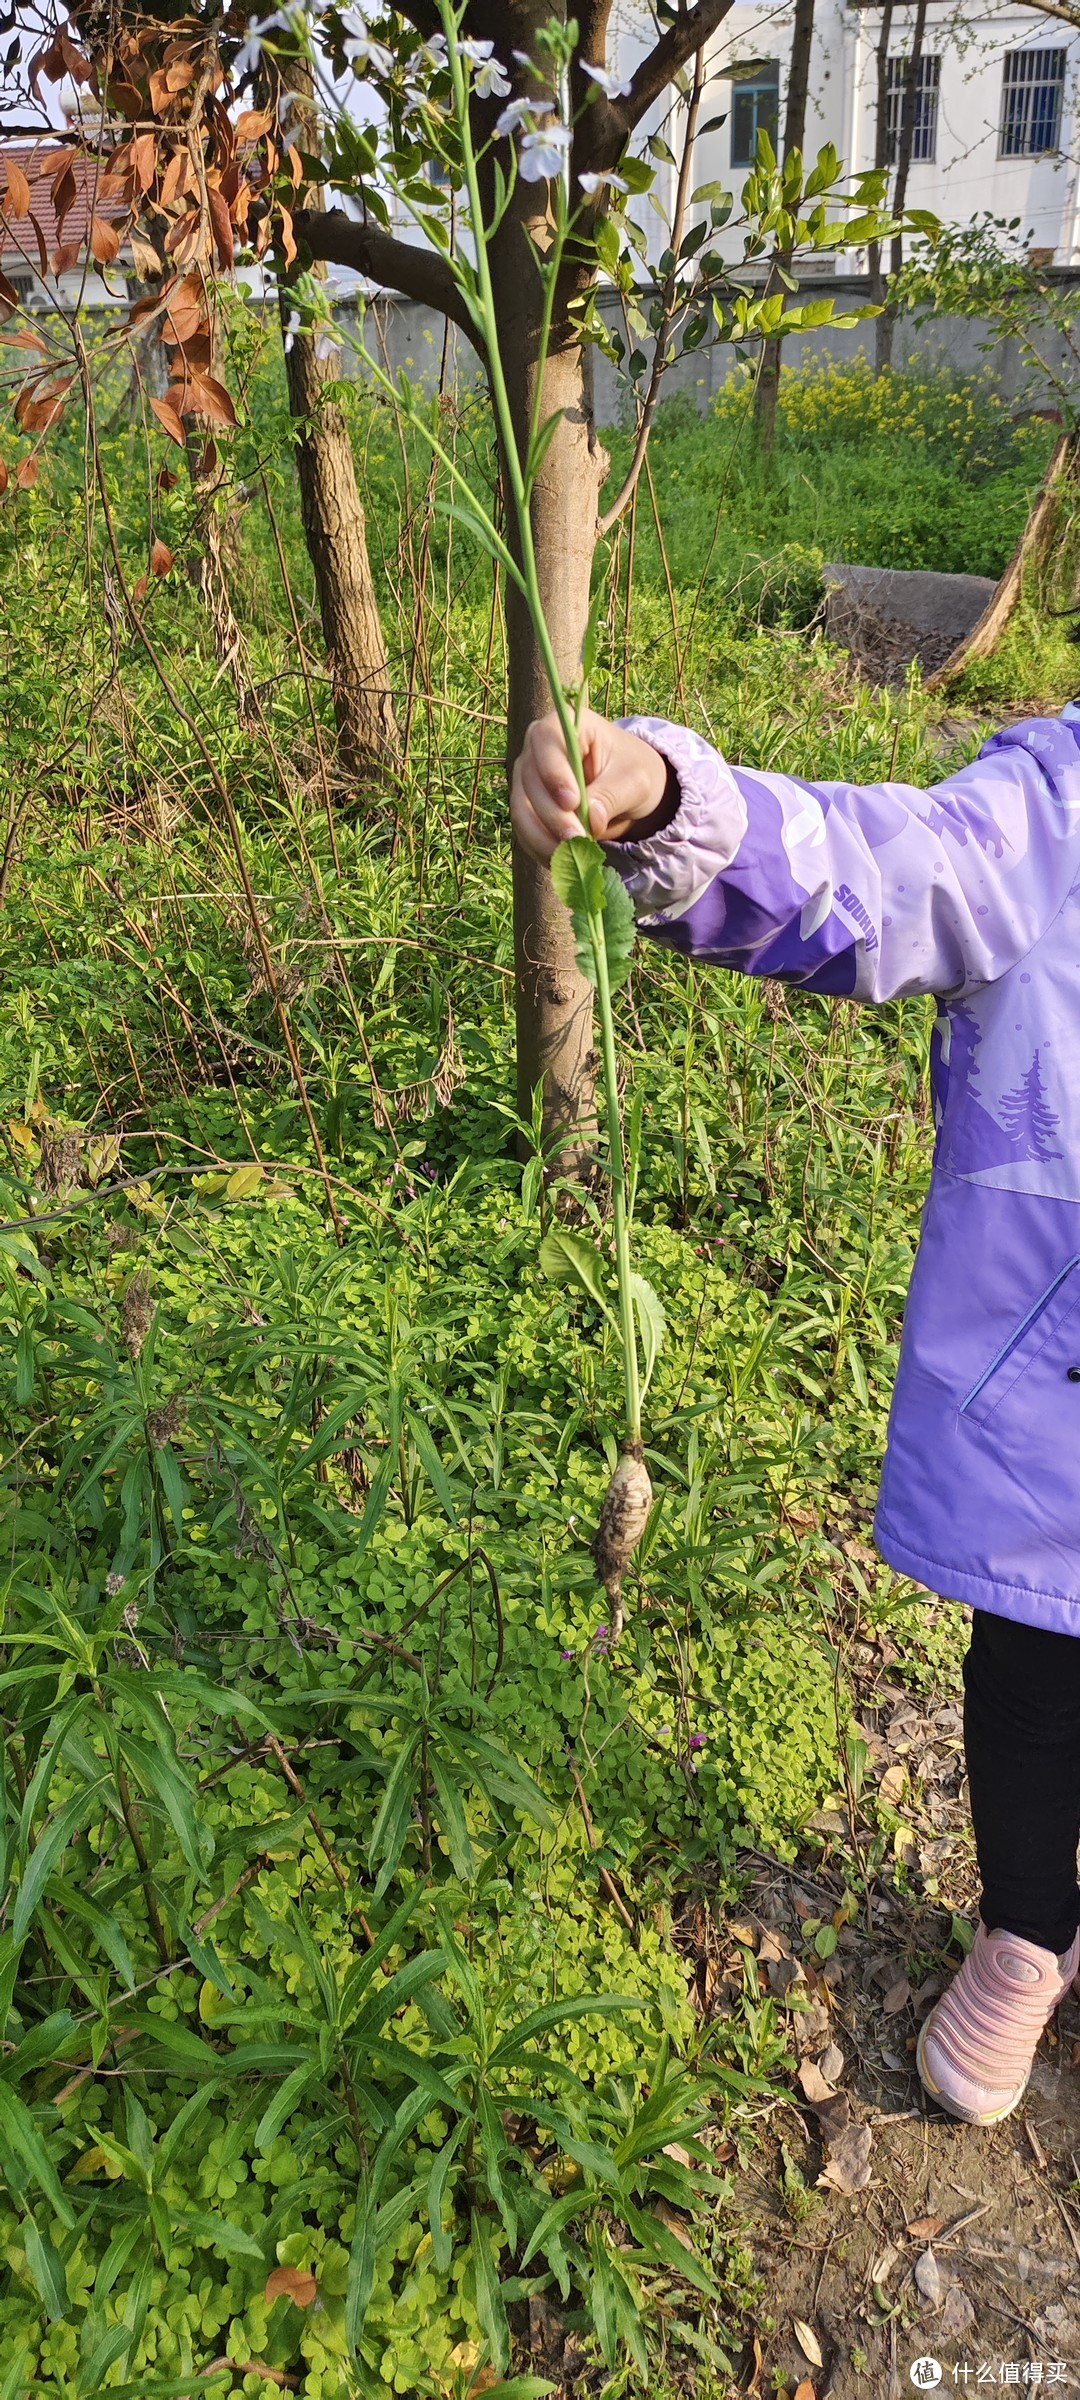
916, 1923, 1080, 2124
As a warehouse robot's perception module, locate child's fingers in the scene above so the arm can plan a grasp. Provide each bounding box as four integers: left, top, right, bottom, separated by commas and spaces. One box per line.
511, 758, 577, 863
526, 713, 582, 811
515, 742, 581, 846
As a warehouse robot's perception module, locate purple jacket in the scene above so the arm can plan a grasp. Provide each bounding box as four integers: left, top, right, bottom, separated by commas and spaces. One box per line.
607, 707, 1080, 1634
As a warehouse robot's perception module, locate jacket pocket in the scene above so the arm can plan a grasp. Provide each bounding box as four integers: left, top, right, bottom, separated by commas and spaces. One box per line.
961, 1255, 1080, 1433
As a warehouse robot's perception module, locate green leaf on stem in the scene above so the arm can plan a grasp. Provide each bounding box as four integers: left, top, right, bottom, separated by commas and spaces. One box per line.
629, 1273, 665, 1397
538, 1229, 615, 1324
550, 837, 636, 992
525, 408, 564, 491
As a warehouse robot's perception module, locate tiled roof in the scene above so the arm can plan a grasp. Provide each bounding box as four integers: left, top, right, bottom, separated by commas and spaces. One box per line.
1, 138, 129, 281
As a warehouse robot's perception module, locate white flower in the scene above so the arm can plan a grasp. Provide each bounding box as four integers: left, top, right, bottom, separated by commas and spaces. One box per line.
283, 306, 300, 353
459, 38, 494, 64
314, 325, 343, 362
232, 8, 296, 81
518, 123, 572, 180
343, 33, 395, 78
473, 55, 511, 99
494, 96, 544, 136
578, 169, 628, 194
411, 35, 448, 73
583, 60, 633, 99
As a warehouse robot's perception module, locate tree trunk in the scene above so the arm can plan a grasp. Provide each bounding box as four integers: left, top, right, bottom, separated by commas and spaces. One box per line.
487, 209, 609, 1168
875, 0, 926, 374
275, 50, 399, 786
280, 307, 400, 782
926, 428, 1079, 687
753, 0, 816, 453
865, 0, 894, 329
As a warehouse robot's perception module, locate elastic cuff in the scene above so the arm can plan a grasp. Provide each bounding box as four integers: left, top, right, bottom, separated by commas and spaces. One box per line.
604, 714, 747, 925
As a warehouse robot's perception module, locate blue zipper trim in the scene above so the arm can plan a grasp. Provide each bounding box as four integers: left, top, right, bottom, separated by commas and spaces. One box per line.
961, 1253, 1080, 1414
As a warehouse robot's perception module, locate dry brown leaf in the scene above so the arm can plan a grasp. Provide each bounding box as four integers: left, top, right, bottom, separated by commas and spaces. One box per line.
792, 2317, 823, 2367
236, 107, 274, 141
208, 186, 235, 271
914, 2248, 943, 2307
0, 456, 7, 496
905, 2214, 944, 2241
150, 538, 174, 577
132, 572, 149, 606
89, 215, 121, 265
159, 151, 188, 210
265, 2264, 317, 2306
129, 229, 166, 281
797, 2059, 834, 2105
653, 2202, 695, 2252
881, 1974, 911, 2014
746, 2332, 765, 2395
878, 1763, 907, 1806
662, 2142, 692, 2168
871, 2243, 900, 2286
189, 372, 237, 429
941, 2283, 976, 2338
817, 2042, 845, 2083
728, 1920, 757, 1949
132, 132, 158, 194
15, 453, 38, 490
4, 159, 31, 218
150, 395, 186, 446
817, 2121, 872, 2195
794, 2384, 817, 2400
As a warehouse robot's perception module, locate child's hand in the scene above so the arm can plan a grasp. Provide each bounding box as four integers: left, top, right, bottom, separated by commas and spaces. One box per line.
511, 707, 669, 864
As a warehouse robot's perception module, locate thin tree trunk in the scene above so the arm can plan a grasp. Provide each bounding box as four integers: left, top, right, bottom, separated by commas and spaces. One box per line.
866, 0, 895, 327
488, 208, 608, 1170
927, 428, 1079, 687
753, 0, 816, 453
875, 0, 927, 374
275, 54, 399, 786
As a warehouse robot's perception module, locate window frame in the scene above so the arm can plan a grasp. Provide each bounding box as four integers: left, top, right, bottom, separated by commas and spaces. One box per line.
999, 45, 1067, 159
729, 60, 780, 169
884, 53, 941, 166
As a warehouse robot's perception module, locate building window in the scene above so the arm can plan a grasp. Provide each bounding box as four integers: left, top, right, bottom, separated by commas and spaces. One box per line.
1000, 46, 1066, 156
730, 61, 779, 167
885, 55, 940, 165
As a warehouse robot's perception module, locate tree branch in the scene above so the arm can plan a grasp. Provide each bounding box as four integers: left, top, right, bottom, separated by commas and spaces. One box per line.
578, 0, 617, 58
388, 0, 442, 35
292, 208, 483, 349
980, 0, 1080, 21
597, 43, 707, 537
619, 0, 737, 134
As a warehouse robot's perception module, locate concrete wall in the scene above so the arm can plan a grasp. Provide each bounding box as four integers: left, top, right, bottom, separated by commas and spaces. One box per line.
336, 279, 1078, 425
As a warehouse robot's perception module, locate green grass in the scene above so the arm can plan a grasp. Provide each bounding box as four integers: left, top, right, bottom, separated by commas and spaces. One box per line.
0, 348, 1066, 2397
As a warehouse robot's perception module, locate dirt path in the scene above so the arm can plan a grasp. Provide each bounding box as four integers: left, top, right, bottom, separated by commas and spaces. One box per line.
696, 1624, 1080, 2396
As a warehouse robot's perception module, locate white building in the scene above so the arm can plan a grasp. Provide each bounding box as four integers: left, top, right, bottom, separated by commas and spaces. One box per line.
616, 0, 1080, 270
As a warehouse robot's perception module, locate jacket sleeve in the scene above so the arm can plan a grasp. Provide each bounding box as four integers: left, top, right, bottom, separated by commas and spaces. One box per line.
606, 709, 1080, 1001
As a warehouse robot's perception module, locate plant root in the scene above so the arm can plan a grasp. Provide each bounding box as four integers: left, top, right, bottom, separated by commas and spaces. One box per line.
593, 1442, 653, 1642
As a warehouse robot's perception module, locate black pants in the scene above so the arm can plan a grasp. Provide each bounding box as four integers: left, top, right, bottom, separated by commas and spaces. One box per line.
964, 1608, 1080, 1956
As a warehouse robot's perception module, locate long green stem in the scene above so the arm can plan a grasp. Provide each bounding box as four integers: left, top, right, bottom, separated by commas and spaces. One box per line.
441, 3, 641, 1447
